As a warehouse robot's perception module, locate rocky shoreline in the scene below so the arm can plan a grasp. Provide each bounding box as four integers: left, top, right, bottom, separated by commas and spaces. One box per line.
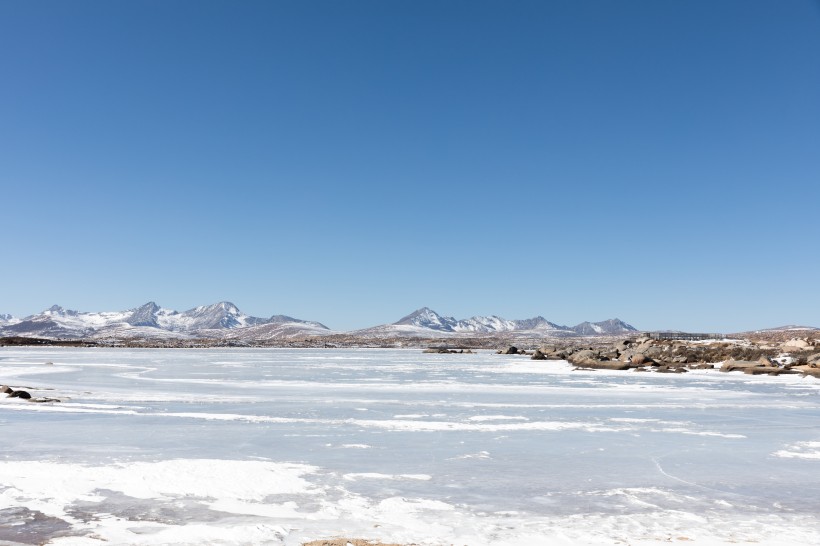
3, 333, 819, 380
497, 335, 820, 378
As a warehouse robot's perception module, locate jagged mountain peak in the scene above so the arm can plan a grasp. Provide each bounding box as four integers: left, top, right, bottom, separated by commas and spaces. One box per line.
191, 301, 240, 314
0, 301, 328, 340
128, 301, 162, 328
182, 302, 245, 329
383, 308, 636, 336
43, 305, 78, 317
396, 307, 437, 320
572, 318, 637, 335
391, 308, 567, 334
132, 301, 161, 314
395, 307, 457, 331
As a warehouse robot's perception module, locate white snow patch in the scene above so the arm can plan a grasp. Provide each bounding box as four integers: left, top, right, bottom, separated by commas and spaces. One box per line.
773, 441, 820, 460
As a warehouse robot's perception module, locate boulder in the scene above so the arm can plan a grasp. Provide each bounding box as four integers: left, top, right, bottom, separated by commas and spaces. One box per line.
618, 349, 636, 362
645, 346, 665, 358
575, 360, 631, 371
656, 366, 688, 374
791, 364, 820, 378
598, 348, 620, 360
3, 386, 32, 399
631, 353, 652, 366
568, 349, 598, 365
784, 338, 810, 350
720, 358, 774, 373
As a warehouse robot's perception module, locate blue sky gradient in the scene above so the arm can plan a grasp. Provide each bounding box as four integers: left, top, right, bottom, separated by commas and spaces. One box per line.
2, 1, 819, 331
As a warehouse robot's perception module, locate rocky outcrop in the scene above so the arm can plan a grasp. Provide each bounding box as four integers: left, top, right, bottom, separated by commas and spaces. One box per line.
783, 338, 812, 350
498, 335, 820, 378
720, 357, 774, 372
791, 365, 820, 378
2, 385, 31, 399
1, 384, 60, 403
423, 347, 473, 354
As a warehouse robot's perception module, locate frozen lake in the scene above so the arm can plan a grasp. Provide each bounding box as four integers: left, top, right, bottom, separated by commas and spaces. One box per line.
0, 348, 819, 545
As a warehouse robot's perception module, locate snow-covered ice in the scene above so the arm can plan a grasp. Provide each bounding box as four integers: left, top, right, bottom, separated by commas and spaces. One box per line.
0, 348, 818, 545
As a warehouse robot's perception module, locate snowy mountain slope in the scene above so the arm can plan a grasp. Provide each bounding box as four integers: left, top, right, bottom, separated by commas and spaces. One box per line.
355, 308, 633, 338
155, 302, 269, 332
1, 305, 130, 339
222, 319, 334, 341
268, 315, 330, 330
454, 315, 567, 333
749, 324, 820, 333
395, 308, 459, 331
0, 302, 323, 340
348, 323, 459, 339
0, 313, 20, 326
126, 302, 163, 328
0, 303, 640, 341
571, 318, 637, 335
393, 308, 567, 334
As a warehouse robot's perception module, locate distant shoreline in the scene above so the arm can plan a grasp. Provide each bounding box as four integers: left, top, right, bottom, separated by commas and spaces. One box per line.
3, 332, 819, 379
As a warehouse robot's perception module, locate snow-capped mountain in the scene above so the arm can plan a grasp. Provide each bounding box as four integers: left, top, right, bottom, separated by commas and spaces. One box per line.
571, 318, 637, 335
223, 316, 334, 341
0, 302, 327, 340
395, 308, 459, 331
0, 305, 118, 339
0, 303, 638, 342
354, 308, 634, 338
0, 313, 19, 325
394, 307, 566, 334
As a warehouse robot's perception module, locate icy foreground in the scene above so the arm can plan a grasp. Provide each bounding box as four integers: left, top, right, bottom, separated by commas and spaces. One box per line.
0, 349, 818, 546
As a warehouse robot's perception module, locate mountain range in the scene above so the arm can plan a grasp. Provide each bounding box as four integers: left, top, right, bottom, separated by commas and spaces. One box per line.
0, 302, 329, 341
350, 307, 636, 338
0, 303, 636, 341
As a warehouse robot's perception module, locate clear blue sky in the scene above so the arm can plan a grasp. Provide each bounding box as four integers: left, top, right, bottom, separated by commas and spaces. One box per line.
1, 0, 819, 332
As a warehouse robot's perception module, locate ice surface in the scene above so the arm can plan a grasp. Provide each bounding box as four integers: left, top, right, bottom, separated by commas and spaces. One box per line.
0, 348, 819, 545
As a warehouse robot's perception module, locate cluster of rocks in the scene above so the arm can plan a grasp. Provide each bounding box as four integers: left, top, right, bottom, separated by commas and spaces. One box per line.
2, 379, 61, 403
1, 358, 63, 403
423, 347, 475, 354
1, 385, 32, 399
500, 336, 820, 377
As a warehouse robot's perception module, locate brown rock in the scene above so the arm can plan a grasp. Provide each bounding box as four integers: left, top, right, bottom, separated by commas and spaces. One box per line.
631, 353, 647, 366
720, 359, 768, 372
576, 360, 631, 370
